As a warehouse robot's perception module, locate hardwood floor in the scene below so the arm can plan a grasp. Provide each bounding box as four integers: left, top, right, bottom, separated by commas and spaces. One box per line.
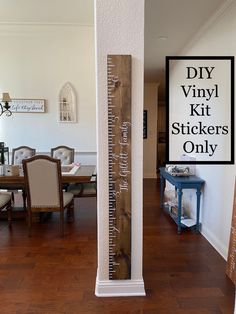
143, 179, 235, 314
0, 179, 234, 313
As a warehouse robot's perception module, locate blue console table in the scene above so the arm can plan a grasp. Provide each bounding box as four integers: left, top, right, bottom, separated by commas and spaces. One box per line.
159, 167, 205, 234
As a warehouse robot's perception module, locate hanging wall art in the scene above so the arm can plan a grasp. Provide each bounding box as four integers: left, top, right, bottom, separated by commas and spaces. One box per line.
59, 82, 77, 123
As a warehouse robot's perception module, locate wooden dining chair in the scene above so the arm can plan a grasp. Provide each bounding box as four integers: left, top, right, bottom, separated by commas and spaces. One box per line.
51, 146, 74, 165
11, 146, 36, 209
0, 192, 12, 227
22, 155, 74, 237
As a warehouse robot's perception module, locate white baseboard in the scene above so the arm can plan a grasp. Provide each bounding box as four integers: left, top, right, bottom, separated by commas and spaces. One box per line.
201, 223, 228, 260
95, 276, 146, 297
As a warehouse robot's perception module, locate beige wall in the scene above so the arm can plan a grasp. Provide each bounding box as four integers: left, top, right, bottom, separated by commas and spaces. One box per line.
171, 1, 236, 259
0, 24, 96, 159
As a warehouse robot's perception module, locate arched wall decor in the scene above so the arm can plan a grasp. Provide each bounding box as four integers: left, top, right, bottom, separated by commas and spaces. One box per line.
59, 82, 77, 122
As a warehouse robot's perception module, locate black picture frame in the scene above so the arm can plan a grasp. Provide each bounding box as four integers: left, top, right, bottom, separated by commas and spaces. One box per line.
143, 110, 147, 139
166, 56, 234, 165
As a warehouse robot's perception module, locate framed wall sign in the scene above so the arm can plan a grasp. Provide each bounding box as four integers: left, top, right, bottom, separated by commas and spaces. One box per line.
166, 56, 234, 164
9, 99, 45, 113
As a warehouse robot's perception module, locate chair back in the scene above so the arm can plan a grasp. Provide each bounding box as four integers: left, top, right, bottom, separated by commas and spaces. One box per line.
12, 146, 36, 165
51, 146, 74, 165
23, 155, 63, 210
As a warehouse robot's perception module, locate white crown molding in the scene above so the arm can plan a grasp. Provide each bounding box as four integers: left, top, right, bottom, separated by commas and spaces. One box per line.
178, 0, 235, 55
0, 22, 93, 27
0, 23, 94, 36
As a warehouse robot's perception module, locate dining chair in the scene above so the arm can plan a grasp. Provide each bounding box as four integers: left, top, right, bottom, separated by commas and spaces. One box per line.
22, 155, 74, 237
11, 146, 36, 210
51, 146, 74, 165
12, 146, 36, 165
0, 192, 12, 227
51, 145, 75, 193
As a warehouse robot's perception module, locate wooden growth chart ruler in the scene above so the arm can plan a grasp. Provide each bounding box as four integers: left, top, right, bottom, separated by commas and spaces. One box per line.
107, 55, 131, 280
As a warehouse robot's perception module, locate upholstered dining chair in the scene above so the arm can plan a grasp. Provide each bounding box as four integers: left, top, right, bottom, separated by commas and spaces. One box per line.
11, 146, 36, 210
51, 146, 75, 192
12, 146, 36, 165
0, 192, 12, 227
22, 155, 74, 237
51, 146, 74, 165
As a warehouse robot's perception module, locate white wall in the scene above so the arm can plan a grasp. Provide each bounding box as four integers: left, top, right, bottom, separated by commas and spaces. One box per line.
0, 24, 96, 163
95, 0, 145, 296
170, 1, 236, 258
143, 83, 158, 178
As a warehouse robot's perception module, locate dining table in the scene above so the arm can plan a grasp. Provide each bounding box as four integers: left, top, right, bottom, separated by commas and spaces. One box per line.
0, 165, 96, 219
0, 165, 96, 188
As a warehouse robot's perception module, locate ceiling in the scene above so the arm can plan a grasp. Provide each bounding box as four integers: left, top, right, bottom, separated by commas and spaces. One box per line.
0, 0, 230, 100
145, 0, 228, 100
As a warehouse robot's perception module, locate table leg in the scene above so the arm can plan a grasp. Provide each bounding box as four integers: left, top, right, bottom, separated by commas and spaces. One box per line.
22, 189, 27, 211
196, 188, 201, 233
177, 189, 183, 234
160, 174, 165, 208
67, 206, 74, 223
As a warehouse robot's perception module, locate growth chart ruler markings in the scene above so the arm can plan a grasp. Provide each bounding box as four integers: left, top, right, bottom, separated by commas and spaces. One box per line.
107, 55, 131, 280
